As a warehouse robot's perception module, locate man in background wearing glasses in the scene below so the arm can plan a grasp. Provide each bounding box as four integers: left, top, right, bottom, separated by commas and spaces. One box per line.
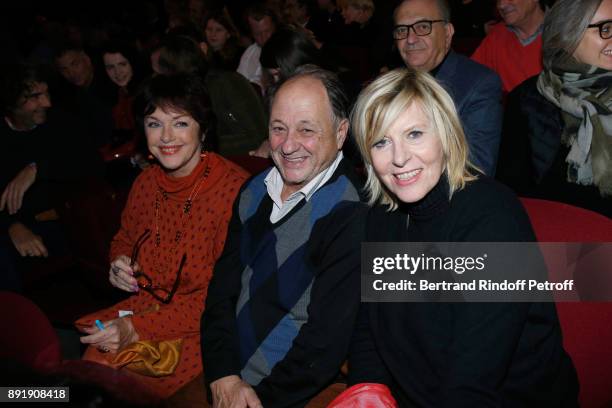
393, 0, 503, 176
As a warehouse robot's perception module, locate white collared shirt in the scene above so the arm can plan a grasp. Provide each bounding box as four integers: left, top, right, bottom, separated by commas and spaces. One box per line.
265, 152, 344, 223
237, 43, 263, 88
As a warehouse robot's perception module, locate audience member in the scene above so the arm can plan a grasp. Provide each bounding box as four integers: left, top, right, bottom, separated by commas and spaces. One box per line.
236, 4, 279, 90
260, 27, 324, 88
472, 0, 546, 93
75, 74, 249, 399
393, 0, 503, 175
100, 42, 148, 149
282, 0, 317, 29
154, 34, 268, 156
204, 8, 244, 70
202, 66, 365, 407
0, 63, 102, 291
349, 67, 578, 407
497, 0, 612, 218
54, 44, 114, 149
309, 0, 345, 43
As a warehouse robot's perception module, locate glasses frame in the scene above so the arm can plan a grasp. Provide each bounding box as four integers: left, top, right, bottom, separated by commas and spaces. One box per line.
130, 228, 186, 304
587, 19, 612, 39
392, 19, 446, 40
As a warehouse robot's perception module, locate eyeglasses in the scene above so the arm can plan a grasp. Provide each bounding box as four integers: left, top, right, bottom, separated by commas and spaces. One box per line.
587, 19, 612, 39
393, 20, 446, 40
130, 229, 185, 304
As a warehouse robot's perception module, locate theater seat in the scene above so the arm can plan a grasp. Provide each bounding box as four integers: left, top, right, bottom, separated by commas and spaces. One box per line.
0, 291, 159, 405
0, 291, 61, 373
520, 198, 612, 408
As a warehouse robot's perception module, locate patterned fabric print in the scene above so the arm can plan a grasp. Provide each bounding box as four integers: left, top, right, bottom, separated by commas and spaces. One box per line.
537, 64, 612, 196
76, 154, 248, 398
235, 173, 357, 385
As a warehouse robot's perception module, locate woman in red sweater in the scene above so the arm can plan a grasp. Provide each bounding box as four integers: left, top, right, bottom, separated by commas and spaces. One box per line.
75, 74, 248, 398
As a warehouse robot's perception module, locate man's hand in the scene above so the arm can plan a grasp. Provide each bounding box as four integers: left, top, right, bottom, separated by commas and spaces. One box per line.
79, 317, 140, 353
210, 375, 262, 408
0, 163, 37, 215
8, 222, 48, 257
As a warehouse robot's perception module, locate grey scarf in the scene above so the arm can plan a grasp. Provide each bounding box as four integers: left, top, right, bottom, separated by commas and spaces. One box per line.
537, 59, 612, 196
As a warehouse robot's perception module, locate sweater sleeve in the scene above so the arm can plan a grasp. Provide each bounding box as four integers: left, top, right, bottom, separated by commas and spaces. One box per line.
347, 304, 394, 387
253, 206, 365, 407
109, 179, 140, 263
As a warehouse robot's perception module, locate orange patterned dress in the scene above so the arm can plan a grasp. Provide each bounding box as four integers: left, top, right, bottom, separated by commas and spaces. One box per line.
76, 153, 248, 398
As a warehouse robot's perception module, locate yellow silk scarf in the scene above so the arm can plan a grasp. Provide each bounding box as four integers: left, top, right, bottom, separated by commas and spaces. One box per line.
109, 339, 183, 377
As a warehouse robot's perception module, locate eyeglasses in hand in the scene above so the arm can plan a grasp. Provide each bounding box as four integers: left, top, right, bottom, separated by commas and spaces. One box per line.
130, 228, 186, 304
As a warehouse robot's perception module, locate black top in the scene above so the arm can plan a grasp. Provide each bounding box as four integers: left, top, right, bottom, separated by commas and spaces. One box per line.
349, 175, 578, 407
0, 109, 103, 232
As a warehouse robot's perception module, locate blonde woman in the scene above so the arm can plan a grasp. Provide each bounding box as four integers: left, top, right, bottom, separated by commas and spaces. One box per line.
348, 68, 578, 407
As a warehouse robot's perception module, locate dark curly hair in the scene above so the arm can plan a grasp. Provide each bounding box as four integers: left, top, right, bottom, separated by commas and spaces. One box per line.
135, 74, 214, 141
0, 63, 48, 116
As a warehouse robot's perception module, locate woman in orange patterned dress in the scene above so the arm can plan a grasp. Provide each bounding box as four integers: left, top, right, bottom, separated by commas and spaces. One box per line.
76, 74, 248, 398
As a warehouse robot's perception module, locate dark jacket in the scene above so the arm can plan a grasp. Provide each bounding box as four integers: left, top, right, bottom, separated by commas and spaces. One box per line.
349, 176, 578, 407
205, 69, 268, 156
435, 51, 503, 176
496, 75, 611, 218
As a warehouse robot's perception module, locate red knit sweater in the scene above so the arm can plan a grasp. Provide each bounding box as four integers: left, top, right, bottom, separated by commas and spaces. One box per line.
472, 22, 543, 94
76, 153, 248, 398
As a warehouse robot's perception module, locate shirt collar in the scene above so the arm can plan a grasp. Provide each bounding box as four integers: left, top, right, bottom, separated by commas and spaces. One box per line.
265, 151, 344, 206
506, 17, 545, 46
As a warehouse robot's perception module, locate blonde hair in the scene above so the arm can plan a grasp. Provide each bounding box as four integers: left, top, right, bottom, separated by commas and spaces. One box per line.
351, 68, 478, 210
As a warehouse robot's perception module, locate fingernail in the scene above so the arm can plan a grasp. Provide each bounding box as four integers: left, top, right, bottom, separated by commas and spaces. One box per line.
132, 285, 139, 292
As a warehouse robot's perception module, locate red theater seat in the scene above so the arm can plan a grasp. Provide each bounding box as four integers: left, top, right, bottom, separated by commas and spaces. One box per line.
520, 198, 612, 408
0, 291, 159, 405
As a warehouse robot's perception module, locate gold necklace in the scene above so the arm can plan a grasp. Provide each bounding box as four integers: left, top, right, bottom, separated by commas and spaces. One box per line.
153, 162, 211, 252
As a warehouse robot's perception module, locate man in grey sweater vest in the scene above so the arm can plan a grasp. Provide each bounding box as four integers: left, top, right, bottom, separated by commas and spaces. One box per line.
202, 65, 365, 407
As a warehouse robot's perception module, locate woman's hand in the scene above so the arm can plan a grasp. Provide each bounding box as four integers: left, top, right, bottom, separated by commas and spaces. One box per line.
79, 317, 140, 353
109, 255, 140, 292
8, 222, 48, 257
210, 375, 262, 408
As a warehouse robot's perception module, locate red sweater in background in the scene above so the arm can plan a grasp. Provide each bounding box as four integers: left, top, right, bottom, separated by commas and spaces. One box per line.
472, 22, 543, 94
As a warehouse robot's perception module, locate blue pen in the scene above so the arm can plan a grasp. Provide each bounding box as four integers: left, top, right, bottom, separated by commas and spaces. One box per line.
95, 319, 106, 331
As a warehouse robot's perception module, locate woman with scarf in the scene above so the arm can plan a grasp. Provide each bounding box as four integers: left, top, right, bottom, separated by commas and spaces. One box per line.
497, 0, 612, 218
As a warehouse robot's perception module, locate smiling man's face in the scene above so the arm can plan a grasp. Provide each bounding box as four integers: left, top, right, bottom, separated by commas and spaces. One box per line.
269, 76, 347, 200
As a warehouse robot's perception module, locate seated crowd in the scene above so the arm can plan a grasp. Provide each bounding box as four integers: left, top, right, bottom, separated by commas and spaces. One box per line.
1, 0, 610, 406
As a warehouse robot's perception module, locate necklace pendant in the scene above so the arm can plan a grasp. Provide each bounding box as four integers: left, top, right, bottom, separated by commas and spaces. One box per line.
155, 231, 161, 247
184, 200, 192, 214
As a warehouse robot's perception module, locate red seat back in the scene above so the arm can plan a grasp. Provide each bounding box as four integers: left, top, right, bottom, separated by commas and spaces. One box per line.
0, 291, 61, 372
520, 198, 612, 408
